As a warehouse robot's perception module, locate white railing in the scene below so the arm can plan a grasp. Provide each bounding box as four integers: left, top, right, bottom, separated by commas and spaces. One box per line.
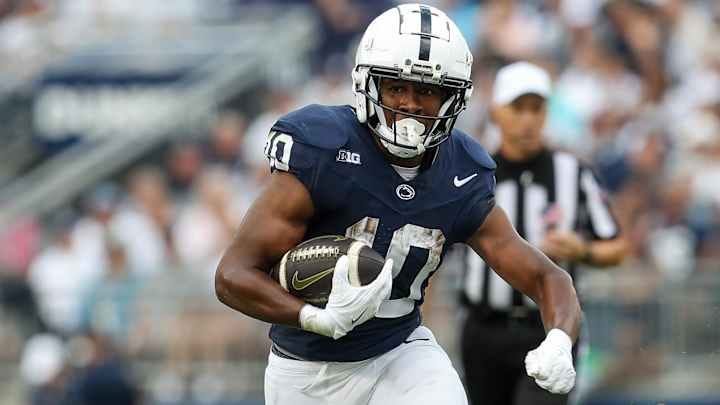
575, 266, 720, 404
2, 264, 719, 403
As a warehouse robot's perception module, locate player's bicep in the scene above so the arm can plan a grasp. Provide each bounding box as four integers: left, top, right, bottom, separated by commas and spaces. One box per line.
229, 171, 314, 273
466, 205, 543, 298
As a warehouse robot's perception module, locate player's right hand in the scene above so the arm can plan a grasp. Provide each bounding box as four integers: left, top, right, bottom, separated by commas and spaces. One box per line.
299, 255, 393, 340
525, 328, 576, 394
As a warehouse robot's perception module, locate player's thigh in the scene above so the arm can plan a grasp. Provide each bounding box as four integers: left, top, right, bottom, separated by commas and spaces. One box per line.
265, 352, 372, 405
369, 327, 467, 405
264, 355, 322, 405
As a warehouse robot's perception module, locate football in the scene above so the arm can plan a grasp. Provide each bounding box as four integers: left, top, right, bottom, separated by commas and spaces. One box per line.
270, 235, 385, 308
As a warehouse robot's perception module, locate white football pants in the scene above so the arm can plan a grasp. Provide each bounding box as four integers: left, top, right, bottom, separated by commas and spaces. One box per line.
264, 326, 468, 405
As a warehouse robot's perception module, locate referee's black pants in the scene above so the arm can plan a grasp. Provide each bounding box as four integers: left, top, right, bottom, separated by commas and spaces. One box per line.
461, 310, 571, 405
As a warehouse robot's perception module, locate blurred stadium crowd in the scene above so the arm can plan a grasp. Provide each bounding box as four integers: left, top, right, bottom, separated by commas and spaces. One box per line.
0, 0, 718, 404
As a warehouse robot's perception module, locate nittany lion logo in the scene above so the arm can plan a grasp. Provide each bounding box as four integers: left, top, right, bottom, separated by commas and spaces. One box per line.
396, 184, 415, 200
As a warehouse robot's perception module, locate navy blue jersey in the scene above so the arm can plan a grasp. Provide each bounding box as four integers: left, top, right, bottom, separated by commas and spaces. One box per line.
265, 104, 496, 361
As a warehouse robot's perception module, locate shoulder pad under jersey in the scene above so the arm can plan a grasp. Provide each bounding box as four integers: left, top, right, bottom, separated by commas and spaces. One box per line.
272, 104, 352, 150
453, 130, 497, 170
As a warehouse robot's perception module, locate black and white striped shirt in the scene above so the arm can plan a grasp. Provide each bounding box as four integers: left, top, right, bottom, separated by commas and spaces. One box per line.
462, 148, 619, 313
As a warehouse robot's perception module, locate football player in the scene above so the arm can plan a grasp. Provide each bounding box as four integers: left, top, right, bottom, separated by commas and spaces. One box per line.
216, 4, 581, 404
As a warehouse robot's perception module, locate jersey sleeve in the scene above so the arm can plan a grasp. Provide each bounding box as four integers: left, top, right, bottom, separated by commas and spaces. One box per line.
578, 165, 620, 240
451, 130, 498, 242
263, 105, 350, 204
453, 170, 496, 242
264, 129, 322, 196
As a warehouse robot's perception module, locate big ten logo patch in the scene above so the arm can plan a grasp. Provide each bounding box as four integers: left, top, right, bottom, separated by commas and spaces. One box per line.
336, 149, 361, 165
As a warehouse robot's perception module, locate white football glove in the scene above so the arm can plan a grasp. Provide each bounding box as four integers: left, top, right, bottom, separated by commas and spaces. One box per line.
299, 255, 393, 340
525, 328, 576, 394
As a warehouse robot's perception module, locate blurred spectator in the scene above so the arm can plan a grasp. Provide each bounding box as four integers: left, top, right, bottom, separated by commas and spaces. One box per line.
549, 37, 642, 153
243, 88, 297, 184
0, 215, 44, 343
0, 271, 44, 349
28, 209, 95, 335
64, 332, 142, 405
130, 263, 200, 402
0, 216, 41, 277
0, 0, 50, 87
173, 166, 244, 276
204, 109, 263, 212
476, 0, 567, 67
72, 182, 122, 285
560, 0, 605, 30
80, 237, 140, 348
110, 167, 175, 277
205, 110, 247, 171
296, 53, 354, 110
311, 0, 389, 71
19, 333, 69, 405
136, 259, 262, 405
165, 142, 205, 201
661, 0, 717, 79
599, 0, 667, 101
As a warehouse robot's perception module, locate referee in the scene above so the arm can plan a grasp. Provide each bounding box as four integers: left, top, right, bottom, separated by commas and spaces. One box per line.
460, 62, 627, 405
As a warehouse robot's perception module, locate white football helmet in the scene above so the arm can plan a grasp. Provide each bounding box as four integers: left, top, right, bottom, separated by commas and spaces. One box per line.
352, 3, 473, 158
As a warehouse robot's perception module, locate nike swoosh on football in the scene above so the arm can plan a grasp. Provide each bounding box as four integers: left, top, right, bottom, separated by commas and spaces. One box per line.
453, 173, 478, 187
403, 338, 431, 344
352, 308, 368, 325
291, 267, 335, 290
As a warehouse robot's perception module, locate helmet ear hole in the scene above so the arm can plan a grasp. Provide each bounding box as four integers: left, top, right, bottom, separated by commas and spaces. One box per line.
352, 68, 368, 123
367, 76, 380, 122
464, 85, 474, 103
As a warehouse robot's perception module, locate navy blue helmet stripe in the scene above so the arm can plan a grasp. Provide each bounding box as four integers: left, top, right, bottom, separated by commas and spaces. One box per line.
419, 6, 431, 61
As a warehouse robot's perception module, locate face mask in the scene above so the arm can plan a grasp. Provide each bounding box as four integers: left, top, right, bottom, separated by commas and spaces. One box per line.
378, 118, 427, 158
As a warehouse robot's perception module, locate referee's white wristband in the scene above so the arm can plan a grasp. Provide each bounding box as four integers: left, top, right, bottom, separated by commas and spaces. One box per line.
299, 304, 337, 339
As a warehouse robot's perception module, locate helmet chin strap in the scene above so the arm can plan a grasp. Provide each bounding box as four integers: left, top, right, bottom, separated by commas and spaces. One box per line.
378, 118, 427, 159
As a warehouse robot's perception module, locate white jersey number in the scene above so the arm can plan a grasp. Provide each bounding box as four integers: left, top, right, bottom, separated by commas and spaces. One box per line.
346, 217, 446, 318
265, 131, 293, 172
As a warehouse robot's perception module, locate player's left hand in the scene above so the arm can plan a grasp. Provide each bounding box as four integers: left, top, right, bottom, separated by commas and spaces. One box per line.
525, 328, 576, 394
